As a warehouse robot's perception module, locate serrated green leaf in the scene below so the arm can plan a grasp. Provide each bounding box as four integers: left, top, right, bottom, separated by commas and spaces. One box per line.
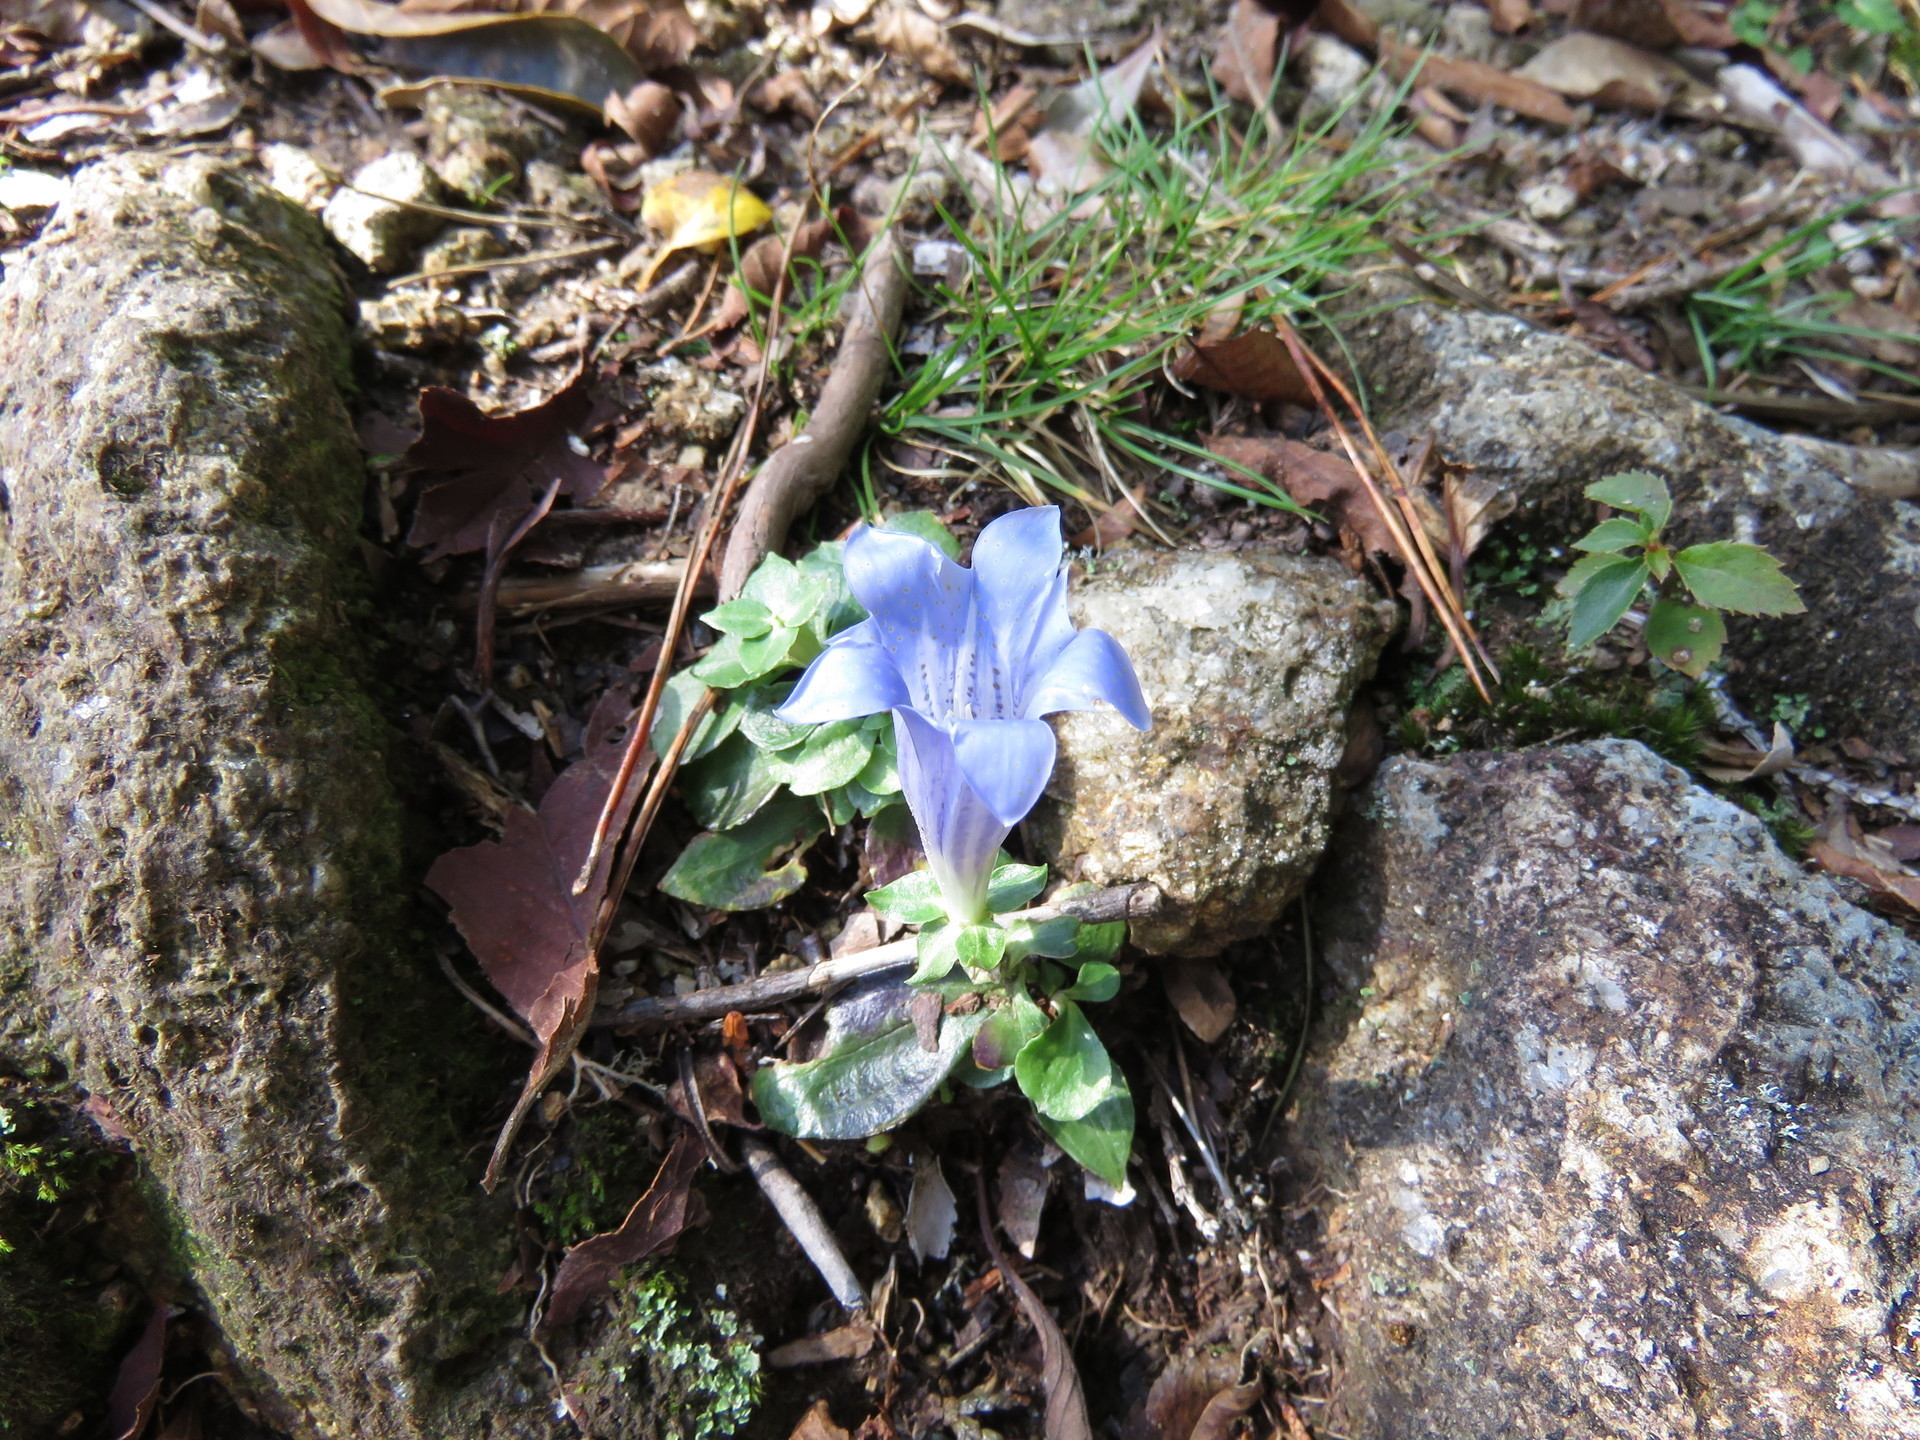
1015, 1000, 1116, 1123
971, 990, 1047, 1076
869, 870, 945, 925
1673, 542, 1805, 617
1572, 516, 1650, 554
752, 1000, 987, 1140
1060, 961, 1121, 1004
1563, 556, 1649, 649
1585, 471, 1672, 530
1643, 598, 1727, 679
881, 510, 961, 560
691, 623, 800, 688
701, 597, 773, 639
1035, 1079, 1133, 1190
986, 861, 1049, 914
657, 795, 825, 910
768, 720, 875, 796
678, 732, 783, 830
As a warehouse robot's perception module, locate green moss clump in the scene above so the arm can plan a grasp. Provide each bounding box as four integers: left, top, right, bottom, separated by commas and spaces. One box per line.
605, 1268, 762, 1440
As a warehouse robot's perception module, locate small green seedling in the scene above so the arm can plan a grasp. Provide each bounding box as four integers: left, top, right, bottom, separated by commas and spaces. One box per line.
1557, 472, 1804, 677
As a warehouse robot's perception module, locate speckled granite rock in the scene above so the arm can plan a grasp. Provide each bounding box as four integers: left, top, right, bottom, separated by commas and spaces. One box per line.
1346, 290, 1920, 760
0, 153, 570, 1440
1294, 739, 1920, 1439
1030, 550, 1397, 956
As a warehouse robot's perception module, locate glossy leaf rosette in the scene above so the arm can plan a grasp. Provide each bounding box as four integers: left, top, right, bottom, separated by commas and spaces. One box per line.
777, 505, 1150, 923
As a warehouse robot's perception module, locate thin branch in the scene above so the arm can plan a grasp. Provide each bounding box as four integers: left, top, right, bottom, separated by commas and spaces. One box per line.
743, 1136, 868, 1309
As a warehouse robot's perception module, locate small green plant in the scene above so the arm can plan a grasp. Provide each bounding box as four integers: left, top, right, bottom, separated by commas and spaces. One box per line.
612, 1269, 761, 1440
1556, 472, 1804, 677
0, 1102, 76, 1254
1687, 202, 1920, 391
654, 530, 926, 910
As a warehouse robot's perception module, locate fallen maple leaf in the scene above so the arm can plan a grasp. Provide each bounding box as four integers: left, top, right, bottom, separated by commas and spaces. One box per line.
540, 1129, 706, 1332
404, 374, 610, 558
426, 685, 648, 1182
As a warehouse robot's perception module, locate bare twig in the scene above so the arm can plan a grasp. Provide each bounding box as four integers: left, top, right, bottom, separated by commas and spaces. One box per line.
466, 559, 696, 617
717, 234, 910, 599
743, 1136, 868, 1309
595, 883, 1162, 1030
386, 239, 622, 289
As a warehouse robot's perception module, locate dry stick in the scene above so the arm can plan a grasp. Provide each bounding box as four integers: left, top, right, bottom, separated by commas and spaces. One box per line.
473, 559, 694, 617
742, 1136, 868, 1309
1269, 318, 1496, 703
717, 234, 911, 600
596, 882, 1163, 1030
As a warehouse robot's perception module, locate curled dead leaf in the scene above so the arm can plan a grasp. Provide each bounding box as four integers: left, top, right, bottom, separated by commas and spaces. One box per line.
606, 77, 680, 151
1172, 326, 1315, 405
870, 3, 967, 84
540, 1130, 707, 1333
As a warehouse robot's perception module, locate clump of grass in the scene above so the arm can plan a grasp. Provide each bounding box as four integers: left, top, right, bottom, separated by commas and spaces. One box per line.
1687, 200, 1920, 392
862, 82, 1419, 519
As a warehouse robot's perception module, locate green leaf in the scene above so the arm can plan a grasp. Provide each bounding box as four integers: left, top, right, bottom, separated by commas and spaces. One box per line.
954, 923, 1007, 976
852, 733, 901, 796
1060, 961, 1121, 1004
1672, 542, 1805, 617
657, 796, 826, 911
752, 1004, 988, 1140
868, 869, 945, 925
1014, 1000, 1117, 1123
986, 861, 1048, 914
744, 552, 830, 628
842, 782, 900, 819
678, 733, 783, 831
971, 990, 1047, 1074
881, 510, 961, 560
766, 720, 874, 796
1571, 516, 1649, 554
737, 684, 810, 752
910, 922, 960, 983
651, 669, 731, 761
1584, 471, 1672, 530
701, 597, 773, 639
690, 623, 800, 688
798, 541, 866, 641
1562, 556, 1649, 649
1004, 914, 1083, 961
1071, 920, 1125, 964
1643, 598, 1727, 679
1035, 1079, 1133, 1190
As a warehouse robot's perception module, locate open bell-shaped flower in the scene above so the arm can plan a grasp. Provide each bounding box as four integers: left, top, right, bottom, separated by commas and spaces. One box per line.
777, 505, 1150, 923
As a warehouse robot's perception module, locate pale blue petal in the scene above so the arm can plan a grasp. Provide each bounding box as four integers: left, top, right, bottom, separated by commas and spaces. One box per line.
777, 627, 910, 723
843, 525, 973, 716
970, 508, 1062, 696
949, 717, 1058, 827
893, 707, 1008, 923
1022, 628, 1150, 729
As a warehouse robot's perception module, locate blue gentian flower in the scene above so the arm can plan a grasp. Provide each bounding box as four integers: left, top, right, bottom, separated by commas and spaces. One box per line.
778, 506, 1150, 924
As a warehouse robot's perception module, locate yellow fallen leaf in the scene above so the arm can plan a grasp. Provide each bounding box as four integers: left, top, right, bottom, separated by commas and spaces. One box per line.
637, 172, 772, 286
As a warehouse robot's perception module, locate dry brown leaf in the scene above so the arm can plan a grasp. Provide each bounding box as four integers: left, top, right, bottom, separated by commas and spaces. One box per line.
1213, 0, 1280, 106
870, 2, 967, 84
767, 1321, 879, 1368
996, 1141, 1051, 1260
1383, 39, 1580, 123
1206, 431, 1398, 555
540, 1130, 706, 1332
1172, 326, 1315, 405
1160, 957, 1236, 1044
1489, 0, 1534, 32
1027, 31, 1162, 200
1515, 32, 1697, 111
1187, 1380, 1262, 1440
753, 70, 823, 121
1128, 1353, 1240, 1440
980, 1172, 1091, 1440
1571, 0, 1735, 49
787, 1400, 852, 1440
104, 1302, 167, 1440
606, 78, 679, 151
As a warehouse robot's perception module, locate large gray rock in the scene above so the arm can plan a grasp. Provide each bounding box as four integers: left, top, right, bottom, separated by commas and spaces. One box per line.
1347, 293, 1920, 759
1293, 739, 1920, 1439
0, 154, 566, 1439
1031, 550, 1397, 956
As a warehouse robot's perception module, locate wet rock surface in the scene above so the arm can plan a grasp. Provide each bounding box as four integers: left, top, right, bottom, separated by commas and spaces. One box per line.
1293, 739, 1920, 1439
0, 154, 565, 1439
1347, 292, 1920, 759
1031, 550, 1397, 956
